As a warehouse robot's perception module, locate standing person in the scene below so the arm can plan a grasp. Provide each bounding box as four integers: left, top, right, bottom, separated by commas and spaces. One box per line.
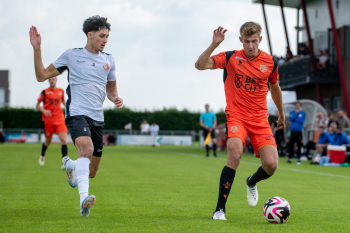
140, 120, 150, 135
200, 104, 217, 157
150, 123, 159, 146
271, 111, 285, 157
36, 77, 68, 169
195, 22, 285, 220
29, 15, 123, 217
288, 102, 306, 165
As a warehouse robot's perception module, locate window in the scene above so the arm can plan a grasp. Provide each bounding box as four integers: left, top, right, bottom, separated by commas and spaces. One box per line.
315, 9, 318, 19
322, 98, 329, 110
336, 0, 339, 9
0, 88, 4, 107
345, 26, 350, 59
333, 96, 341, 111
315, 32, 328, 54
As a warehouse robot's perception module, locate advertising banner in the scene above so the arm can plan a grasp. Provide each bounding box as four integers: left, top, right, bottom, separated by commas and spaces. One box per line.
118, 135, 192, 146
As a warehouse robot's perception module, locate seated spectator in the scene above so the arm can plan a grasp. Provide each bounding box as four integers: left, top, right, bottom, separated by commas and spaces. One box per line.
331, 126, 350, 146
0, 129, 5, 143
107, 132, 116, 146
315, 126, 333, 157
316, 50, 328, 69
298, 43, 310, 56
327, 111, 335, 127
337, 110, 350, 129
316, 112, 328, 128
328, 122, 338, 140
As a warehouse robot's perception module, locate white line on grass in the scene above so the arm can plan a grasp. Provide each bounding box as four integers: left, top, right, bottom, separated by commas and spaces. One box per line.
160, 150, 350, 180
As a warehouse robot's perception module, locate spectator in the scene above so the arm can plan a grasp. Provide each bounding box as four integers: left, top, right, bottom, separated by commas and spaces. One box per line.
271, 111, 285, 157
0, 129, 5, 143
277, 56, 285, 65
314, 126, 333, 159
331, 126, 350, 146
316, 50, 328, 69
303, 127, 319, 161
327, 111, 335, 127
140, 119, 150, 135
298, 43, 310, 56
337, 110, 350, 129
328, 122, 338, 140
288, 102, 306, 165
107, 132, 116, 146
316, 112, 328, 128
150, 123, 159, 136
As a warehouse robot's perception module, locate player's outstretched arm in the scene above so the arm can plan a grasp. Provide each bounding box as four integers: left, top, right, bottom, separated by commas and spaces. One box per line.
36, 101, 51, 117
195, 26, 227, 70
106, 81, 123, 109
29, 26, 60, 82
270, 82, 285, 130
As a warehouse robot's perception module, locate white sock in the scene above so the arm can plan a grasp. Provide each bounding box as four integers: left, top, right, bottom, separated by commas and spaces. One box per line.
66, 159, 77, 171
76, 157, 91, 206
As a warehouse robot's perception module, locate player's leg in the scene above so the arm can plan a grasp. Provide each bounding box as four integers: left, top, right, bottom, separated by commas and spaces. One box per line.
203, 129, 209, 157
213, 137, 244, 220
39, 122, 54, 166
58, 133, 68, 169
89, 123, 104, 178
246, 124, 278, 207
212, 120, 246, 220
211, 130, 217, 157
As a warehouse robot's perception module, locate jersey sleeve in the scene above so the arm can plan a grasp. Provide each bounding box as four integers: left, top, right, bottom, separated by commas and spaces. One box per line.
269, 58, 279, 84
37, 90, 45, 103
107, 56, 117, 82
52, 49, 70, 73
210, 52, 227, 69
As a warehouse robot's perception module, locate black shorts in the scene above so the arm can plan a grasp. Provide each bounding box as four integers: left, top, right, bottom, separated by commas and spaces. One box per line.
66, 115, 104, 157
203, 128, 216, 139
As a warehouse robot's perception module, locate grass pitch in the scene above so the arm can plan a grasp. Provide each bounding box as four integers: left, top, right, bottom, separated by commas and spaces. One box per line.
0, 143, 349, 232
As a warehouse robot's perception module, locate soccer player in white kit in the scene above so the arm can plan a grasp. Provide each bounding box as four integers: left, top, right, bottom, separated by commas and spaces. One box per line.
29, 16, 123, 217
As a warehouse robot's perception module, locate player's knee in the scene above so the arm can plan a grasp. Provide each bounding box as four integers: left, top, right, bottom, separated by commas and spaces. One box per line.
265, 161, 278, 175
81, 146, 94, 159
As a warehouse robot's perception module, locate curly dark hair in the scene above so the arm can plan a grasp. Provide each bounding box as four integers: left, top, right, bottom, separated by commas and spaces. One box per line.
83, 15, 111, 35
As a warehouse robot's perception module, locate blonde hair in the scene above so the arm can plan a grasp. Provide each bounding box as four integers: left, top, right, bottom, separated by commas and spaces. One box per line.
240, 22, 262, 37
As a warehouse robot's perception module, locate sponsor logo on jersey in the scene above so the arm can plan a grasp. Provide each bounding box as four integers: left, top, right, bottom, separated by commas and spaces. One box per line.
235, 74, 263, 92
96, 149, 103, 153
235, 56, 247, 61
103, 63, 110, 71
76, 60, 85, 64
230, 126, 238, 133
47, 91, 53, 94
260, 64, 267, 73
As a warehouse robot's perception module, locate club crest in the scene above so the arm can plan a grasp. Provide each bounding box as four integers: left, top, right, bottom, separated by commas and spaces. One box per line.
260, 64, 267, 73
103, 63, 110, 71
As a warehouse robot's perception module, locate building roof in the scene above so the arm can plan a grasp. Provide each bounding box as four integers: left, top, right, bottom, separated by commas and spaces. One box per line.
252, 0, 313, 9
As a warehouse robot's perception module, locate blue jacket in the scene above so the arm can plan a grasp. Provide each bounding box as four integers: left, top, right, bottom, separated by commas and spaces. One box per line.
289, 110, 306, 132
318, 132, 332, 144
331, 132, 350, 146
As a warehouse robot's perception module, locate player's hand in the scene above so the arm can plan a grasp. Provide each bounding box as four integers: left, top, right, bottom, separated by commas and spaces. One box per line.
277, 115, 285, 130
113, 97, 123, 109
29, 26, 41, 49
43, 109, 51, 117
213, 26, 227, 46
209, 128, 213, 133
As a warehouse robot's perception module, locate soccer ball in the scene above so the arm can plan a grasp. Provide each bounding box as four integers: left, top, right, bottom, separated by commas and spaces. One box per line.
263, 197, 291, 224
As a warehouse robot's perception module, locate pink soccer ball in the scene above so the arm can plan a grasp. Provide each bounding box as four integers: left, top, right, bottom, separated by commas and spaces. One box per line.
263, 197, 291, 224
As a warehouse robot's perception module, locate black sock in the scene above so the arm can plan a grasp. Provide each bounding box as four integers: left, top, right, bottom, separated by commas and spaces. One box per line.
213, 144, 217, 154
205, 145, 209, 155
41, 144, 48, 156
247, 166, 271, 187
215, 166, 236, 212
61, 145, 68, 158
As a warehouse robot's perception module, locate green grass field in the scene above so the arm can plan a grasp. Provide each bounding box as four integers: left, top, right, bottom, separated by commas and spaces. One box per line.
1, 143, 349, 232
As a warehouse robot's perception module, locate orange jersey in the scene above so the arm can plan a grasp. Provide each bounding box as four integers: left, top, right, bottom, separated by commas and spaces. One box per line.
211, 49, 279, 124
38, 87, 65, 122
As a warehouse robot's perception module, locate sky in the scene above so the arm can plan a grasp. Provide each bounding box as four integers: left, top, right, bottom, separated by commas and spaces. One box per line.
0, 0, 297, 113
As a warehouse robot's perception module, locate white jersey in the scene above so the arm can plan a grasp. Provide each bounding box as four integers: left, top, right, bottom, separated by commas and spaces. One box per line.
52, 47, 116, 122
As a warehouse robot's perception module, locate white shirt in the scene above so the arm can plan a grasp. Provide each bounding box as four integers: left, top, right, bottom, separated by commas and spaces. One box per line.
150, 124, 159, 136
52, 48, 117, 122
140, 123, 150, 133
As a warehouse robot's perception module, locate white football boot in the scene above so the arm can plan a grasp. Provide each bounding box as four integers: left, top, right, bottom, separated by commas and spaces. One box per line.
62, 156, 77, 188
212, 209, 226, 220
39, 155, 45, 166
81, 195, 96, 217
246, 176, 258, 207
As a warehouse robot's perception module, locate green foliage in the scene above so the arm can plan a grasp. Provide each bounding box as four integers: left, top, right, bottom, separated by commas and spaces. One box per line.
0, 107, 227, 130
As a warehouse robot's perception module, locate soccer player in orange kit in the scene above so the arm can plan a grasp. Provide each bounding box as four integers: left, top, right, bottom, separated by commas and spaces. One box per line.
37, 76, 68, 169
195, 22, 285, 220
